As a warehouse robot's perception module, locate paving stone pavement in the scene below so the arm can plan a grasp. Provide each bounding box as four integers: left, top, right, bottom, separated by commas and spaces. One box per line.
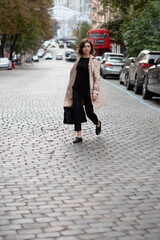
0, 50, 160, 240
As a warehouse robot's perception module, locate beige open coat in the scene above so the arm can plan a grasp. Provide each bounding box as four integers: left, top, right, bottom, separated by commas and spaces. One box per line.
64, 55, 106, 108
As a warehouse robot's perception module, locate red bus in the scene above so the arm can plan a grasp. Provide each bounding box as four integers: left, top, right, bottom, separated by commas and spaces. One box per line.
86, 29, 111, 56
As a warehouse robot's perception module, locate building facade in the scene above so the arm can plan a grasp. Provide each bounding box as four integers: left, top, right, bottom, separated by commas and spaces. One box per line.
68, 0, 90, 16
52, 2, 91, 39
54, 0, 69, 7
89, 0, 105, 29
89, 0, 123, 54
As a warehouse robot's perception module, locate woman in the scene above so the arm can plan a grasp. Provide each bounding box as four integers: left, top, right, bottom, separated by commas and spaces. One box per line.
64, 39, 106, 143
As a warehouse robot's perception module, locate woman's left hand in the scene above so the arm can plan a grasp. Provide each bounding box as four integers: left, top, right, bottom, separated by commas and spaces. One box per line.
92, 93, 98, 101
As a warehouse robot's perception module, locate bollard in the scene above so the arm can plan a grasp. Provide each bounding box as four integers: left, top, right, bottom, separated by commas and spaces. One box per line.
12, 62, 15, 69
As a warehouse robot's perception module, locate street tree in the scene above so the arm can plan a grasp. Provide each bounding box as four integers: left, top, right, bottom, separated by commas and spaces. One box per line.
123, 2, 160, 56
101, 0, 159, 56
0, 0, 53, 59
75, 21, 92, 47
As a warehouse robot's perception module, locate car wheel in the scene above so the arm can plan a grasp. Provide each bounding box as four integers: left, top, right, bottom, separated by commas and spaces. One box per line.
142, 76, 152, 100
126, 74, 133, 90
134, 75, 141, 94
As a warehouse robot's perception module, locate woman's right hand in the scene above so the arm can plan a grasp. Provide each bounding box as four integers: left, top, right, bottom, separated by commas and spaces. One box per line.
92, 93, 98, 101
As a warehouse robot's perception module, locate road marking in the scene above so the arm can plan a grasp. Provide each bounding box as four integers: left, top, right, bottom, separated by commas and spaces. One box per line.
104, 79, 160, 111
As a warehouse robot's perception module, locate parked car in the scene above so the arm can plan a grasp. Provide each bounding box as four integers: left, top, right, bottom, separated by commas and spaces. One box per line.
37, 49, 45, 58
65, 49, 74, 58
142, 57, 160, 99
66, 41, 75, 48
100, 52, 125, 75
51, 42, 56, 48
45, 53, 52, 60
25, 57, 33, 64
119, 57, 135, 85
56, 53, 63, 60
32, 55, 39, 62
66, 53, 77, 62
12, 54, 21, 64
0, 58, 12, 70
127, 50, 160, 93
101, 57, 126, 79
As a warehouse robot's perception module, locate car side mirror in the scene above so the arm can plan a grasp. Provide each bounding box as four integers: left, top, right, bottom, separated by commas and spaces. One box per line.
131, 58, 135, 63
148, 59, 155, 65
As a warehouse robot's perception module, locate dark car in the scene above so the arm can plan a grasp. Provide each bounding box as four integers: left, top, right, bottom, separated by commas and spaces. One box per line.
142, 57, 160, 99
119, 57, 135, 85
25, 57, 33, 64
127, 50, 160, 93
66, 52, 77, 62
66, 42, 74, 48
67, 53, 77, 62
65, 50, 74, 58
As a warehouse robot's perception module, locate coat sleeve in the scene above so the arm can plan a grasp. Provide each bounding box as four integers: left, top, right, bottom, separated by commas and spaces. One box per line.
92, 59, 101, 95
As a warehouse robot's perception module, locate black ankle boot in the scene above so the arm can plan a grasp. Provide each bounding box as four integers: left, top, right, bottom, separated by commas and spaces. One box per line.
96, 121, 101, 135
73, 137, 82, 143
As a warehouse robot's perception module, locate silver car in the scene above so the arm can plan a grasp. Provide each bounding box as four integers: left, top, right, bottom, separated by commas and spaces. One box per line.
119, 57, 135, 85
142, 57, 160, 99
127, 50, 160, 93
101, 57, 126, 78
0, 58, 12, 70
100, 52, 125, 75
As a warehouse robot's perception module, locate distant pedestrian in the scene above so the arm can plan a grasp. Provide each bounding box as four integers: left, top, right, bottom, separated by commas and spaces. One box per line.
64, 38, 106, 143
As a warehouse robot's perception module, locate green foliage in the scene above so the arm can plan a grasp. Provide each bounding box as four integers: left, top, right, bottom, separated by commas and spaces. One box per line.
123, 2, 160, 56
0, 0, 53, 57
102, 17, 123, 43
75, 21, 92, 47
102, 0, 160, 56
102, 0, 150, 14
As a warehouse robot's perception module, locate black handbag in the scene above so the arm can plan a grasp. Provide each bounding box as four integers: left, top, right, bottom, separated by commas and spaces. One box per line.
63, 106, 87, 124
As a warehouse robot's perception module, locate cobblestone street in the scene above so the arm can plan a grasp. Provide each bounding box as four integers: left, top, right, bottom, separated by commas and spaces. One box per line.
0, 47, 160, 240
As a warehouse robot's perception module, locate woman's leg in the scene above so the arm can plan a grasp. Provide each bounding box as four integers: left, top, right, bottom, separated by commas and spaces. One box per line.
83, 88, 99, 125
72, 88, 82, 135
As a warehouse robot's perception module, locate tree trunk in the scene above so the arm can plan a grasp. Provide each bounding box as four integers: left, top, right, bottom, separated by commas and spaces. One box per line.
9, 34, 18, 61
121, 0, 127, 14
0, 34, 7, 57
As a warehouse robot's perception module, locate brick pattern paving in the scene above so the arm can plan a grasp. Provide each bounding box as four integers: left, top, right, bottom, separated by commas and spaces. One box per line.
0, 56, 160, 240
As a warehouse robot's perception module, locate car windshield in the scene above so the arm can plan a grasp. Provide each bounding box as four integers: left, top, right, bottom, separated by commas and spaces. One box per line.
108, 57, 126, 63
0, 58, 8, 63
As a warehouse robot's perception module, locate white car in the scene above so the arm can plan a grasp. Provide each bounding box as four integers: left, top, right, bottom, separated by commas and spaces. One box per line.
45, 53, 53, 60
32, 56, 39, 62
0, 58, 12, 70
